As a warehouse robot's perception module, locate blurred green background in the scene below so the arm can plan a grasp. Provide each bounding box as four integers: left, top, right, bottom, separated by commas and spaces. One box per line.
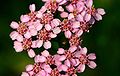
0, 0, 120, 76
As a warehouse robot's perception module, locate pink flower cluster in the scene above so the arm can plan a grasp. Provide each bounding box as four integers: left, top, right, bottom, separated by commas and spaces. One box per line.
21, 46, 96, 76
9, 0, 105, 76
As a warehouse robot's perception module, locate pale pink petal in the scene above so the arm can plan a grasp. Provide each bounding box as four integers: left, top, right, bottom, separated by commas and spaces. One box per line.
88, 61, 97, 69
72, 21, 80, 28
29, 28, 37, 36
42, 0, 48, 2
16, 34, 23, 42
94, 13, 102, 21
45, 24, 51, 31
66, 4, 74, 12
49, 33, 57, 38
68, 46, 77, 53
39, 6, 47, 13
58, 6, 64, 12
76, 30, 83, 37
36, 11, 43, 18
56, 0, 62, 3
81, 11, 86, 17
34, 20, 43, 31
86, 0, 93, 8
20, 15, 30, 22
64, 59, 70, 67
57, 48, 65, 54
59, 55, 66, 61
80, 47, 87, 55
28, 49, 35, 58
60, 12, 68, 18
68, 13, 74, 20
43, 65, 52, 73
51, 19, 61, 27
59, 0, 67, 5
58, 65, 68, 71
34, 55, 46, 63
74, 59, 80, 66
65, 30, 72, 38
10, 21, 19, 29
36, 40, 43, 48
84, 14, 91, 22
29, 4, 35, 12
43, 41, 51, 49
89, 17, 95, 24
76, 14, 84, 22
71, 59, 77, 66
76, 1, 84, 12
36, 70, 46, 76
31, 41, 37, 48
21, 72, 29, 76
10, 31, 19, 40
53, 27, 61, 34
77, 64, 85, 73
41, 50, 50, 57
25, 64, 34, 71
97, 8, 105, 15
14, 41, 23, 52
24, 31, 31, 39
88, 53, 96, 60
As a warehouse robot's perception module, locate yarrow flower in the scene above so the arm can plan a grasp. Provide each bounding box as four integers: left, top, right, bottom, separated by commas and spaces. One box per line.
21, 46, 96, 76
10, 0, 105, 75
